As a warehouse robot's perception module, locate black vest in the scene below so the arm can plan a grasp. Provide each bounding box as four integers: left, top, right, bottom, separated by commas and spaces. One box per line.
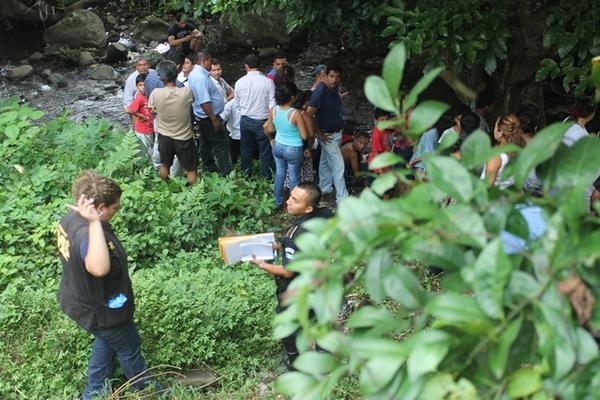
56, 211, 134, 331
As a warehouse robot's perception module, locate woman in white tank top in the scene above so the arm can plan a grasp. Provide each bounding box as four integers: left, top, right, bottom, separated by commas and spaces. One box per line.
481, 114, 526, 188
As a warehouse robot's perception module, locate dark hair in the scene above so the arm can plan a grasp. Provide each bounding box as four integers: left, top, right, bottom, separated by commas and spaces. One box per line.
356, 131, 370, 139
175, 13, 186, 22
72, 170, 121, 207
516, 103, 541, 135
211, 58, 220, 66
571, 97, 596, 119
452, 103, 471, 118
243, 54, 260, 69
166, 50, 185, 66
275, 82, 298, 105
157, 60, 178, 83
273, 52, 287, 61
274, 65, 295, 87
326, 62, 343, 75
460, 111, 480, 136
297, 181, 321, 209
135, 73, 147, 85
475, 90, 494, 109
195, 50, 212, 65
185, 53, 196, 65
292, 90, 310, 110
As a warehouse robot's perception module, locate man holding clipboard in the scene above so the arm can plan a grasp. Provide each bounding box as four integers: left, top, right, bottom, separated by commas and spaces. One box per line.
251, 182, 333, 370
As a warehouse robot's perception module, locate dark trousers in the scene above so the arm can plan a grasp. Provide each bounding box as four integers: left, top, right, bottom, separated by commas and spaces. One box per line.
229, 137, 241, 165
240, 115, 273, 178
195, 117, 231, 176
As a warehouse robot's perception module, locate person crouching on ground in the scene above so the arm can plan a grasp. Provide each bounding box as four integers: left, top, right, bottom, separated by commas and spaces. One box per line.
251, 182, 333, 370
148, 60, 198, 185
57, 170, 160, 399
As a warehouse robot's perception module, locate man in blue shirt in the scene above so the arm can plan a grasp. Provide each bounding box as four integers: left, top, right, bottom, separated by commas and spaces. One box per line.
188, 50, 230, 175
306, 63, 348, 205
409, 127, 439, 179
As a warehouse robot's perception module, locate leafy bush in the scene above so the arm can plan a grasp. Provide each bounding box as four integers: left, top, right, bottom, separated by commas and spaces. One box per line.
275, 44, 600, 399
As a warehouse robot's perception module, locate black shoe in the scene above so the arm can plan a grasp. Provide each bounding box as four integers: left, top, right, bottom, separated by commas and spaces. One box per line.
282, 351, 298, 371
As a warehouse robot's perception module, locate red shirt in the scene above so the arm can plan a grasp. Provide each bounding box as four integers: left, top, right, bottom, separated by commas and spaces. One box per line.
128, 93, 154, 134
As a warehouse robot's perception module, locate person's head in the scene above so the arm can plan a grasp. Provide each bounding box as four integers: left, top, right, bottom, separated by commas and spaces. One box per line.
287, 181, 321, 215
195, 50, 212, 70
494, 113, 525, 147
156, 60, 178, 84
275, 82, 298, 106
272, 53, 287, 71
135, 73, 147, 94
374, 107, 393, 122
166, 50, 185, 72
274, 65, 295, 87
72, 170, 122, 222
459, 111, 480, 136
210, 59, 222, 80
325, 63, 342, 89
243, 54, 260, 70
475, 90, 494, 115
182, 54, 195, 74
135, 57, 149, 74
313, 64, 327, 81
175, 13, 188, 28
571, 97, 596, 125
516, 103, 541, 136
353, 131, 370, 153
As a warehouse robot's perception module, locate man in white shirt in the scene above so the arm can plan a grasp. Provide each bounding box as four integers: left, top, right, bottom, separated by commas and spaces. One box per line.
123, 57, 150, 110
234, 54, 276, 178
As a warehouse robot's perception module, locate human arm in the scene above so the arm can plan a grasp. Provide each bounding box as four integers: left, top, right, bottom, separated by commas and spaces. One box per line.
252, 254, 295, 278
168, 34, 192, 47
225, 80, 234, 101
263, 108, 275, 143
483, 155, 502, 186
200, 102, 222, 129
292, 109, 309, 140
305, 105, 332, 144
67, 195, 110, 277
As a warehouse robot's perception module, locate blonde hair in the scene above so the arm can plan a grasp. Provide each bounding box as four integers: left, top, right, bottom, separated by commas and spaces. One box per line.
497, 114, 525, 147
72, 170, 121, 207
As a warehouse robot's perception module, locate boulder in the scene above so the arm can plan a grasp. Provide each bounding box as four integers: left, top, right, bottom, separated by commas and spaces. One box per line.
106, 15, 117, 26
47, 72, 67, 87
105, 42, 128, 63
221, 12, 290, 47
43, 10, 106, 48
91, 64, 117, 80
133, 17, 169, 44
28, 52, 44, 62
7, 64, 33, 80
79, 51, 95, 66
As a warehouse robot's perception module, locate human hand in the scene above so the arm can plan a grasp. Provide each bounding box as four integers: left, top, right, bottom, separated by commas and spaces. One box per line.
67, 194, 101, 222
318, 132, 332, 144
211, 117, 222, 130
303, 149, 311, 159
272, 241, 282, 251
252, 254, 267, 269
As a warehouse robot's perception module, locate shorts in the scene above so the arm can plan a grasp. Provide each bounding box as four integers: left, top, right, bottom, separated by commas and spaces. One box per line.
158, 134, 198, 172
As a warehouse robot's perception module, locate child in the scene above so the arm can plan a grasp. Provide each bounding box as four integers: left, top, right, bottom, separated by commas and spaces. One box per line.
368, 108, 409, 174
127, 74, 155, 158
220, 99, 241, 165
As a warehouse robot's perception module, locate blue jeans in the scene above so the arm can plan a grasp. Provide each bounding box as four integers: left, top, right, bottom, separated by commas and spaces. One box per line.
240, 116, 274, 178
319, 130, 348, 203
272, 141, 304, 208
83, 321, 151, 400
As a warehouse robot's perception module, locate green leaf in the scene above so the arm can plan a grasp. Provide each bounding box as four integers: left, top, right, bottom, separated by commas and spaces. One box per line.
5, 125, 19, 140
360, 356, 403, 394
539, 301, 577, 379
426, 156, 474, 202
366, 249, 389, 303
365, 76, 397, 112
293, 352, 339, 375
370, 172, 398, 195
383, 43, 406, 101
506, 271, 541, 304
489, 316, 523, 378
470, 239, 514, 319
539, 136, 600, 189
275, 372, 318, 397
440, 204, 487, 248
421, 374, 477, 400
347, 306, 396, 329
507, 368, 542, 399
404, 67, 444, 111
383, 264, 424, 309
575, 327, 599, 364
426, 293, 494, 335
406, 100, 449, 136
369, 152, 404, 170
407, 341, 449, 381
511, 122, 570, 187
438, 130, 458, 151
460, 130, 492, 169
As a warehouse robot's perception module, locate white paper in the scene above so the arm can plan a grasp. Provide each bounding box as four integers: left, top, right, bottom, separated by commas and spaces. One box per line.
223, 233, 276, 264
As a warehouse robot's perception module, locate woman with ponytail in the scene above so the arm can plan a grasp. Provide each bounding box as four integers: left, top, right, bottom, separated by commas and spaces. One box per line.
481, 114, 526, 188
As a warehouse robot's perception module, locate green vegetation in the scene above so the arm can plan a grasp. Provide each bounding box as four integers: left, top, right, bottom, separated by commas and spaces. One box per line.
274, 44, 600, 399
0, 97, 284, 398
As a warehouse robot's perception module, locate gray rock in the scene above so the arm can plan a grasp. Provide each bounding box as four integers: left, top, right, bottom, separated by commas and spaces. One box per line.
221, 12, 290, 47
48, 72, 67, 87
43, 10, 106, 48
258, 47, 279, 58
41, 69, 52, 78
79, 51, 95, 66
91, 64, 117, 80
7, 65, 33, 80
28, 52, 44, 61
43, 45, 61, 57
19, 59, 29, 65
132, 17, 169, 44
106, 15, 117, 26
105, 42, 128, 63
148, 41, 159, 48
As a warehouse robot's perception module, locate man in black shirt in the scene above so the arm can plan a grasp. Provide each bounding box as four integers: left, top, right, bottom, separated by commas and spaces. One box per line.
252, 181, 333, 369
167, 13, 202, 56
